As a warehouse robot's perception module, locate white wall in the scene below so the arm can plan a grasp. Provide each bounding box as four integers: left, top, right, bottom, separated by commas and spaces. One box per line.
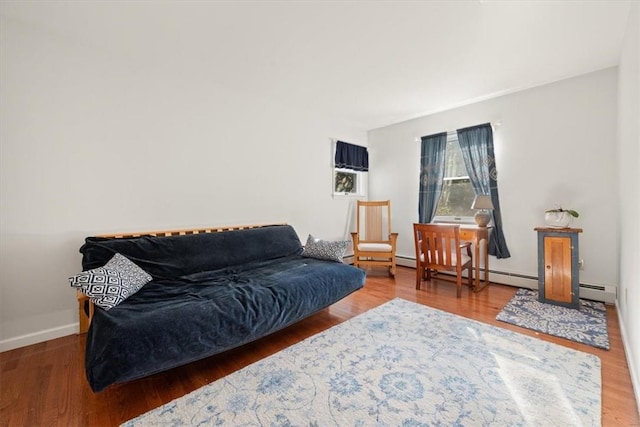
617, 2, 640, 411
368, 68, 619, 288
0, 15, 366, 349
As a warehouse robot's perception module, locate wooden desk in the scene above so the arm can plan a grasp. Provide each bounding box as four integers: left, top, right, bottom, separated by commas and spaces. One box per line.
459, 225, 490, 292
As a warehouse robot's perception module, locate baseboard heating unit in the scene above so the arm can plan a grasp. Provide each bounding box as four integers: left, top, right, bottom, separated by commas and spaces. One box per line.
394, 256, 617, 304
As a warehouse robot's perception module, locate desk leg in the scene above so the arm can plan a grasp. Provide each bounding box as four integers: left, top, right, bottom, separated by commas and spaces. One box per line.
474, 242, 480, 291
474, 236, 490, 292
484, 241, 489, 284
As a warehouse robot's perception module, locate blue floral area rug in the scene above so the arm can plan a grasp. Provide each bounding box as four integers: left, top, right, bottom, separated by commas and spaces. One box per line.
123, 298, 601, 426
497, 288, 610, 350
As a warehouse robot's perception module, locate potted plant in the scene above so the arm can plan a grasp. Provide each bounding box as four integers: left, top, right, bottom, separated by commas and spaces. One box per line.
544, 207, 579, 228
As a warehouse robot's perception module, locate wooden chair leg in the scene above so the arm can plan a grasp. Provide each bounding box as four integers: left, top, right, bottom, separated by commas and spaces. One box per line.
415, 266, 421, 289
77, 291, 91, 334
456, 268, 462, 298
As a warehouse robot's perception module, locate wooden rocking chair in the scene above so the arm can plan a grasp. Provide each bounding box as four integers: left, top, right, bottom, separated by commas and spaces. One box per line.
351, 200, 398, 276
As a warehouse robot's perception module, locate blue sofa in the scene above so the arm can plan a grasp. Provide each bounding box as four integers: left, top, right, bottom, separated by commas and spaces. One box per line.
79, 224, 365, 392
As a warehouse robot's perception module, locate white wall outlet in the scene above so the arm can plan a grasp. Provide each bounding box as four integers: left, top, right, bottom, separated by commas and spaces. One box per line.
578, 259, 585, 270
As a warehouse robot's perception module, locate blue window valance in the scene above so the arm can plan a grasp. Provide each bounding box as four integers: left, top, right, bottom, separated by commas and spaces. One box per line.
335, 141, 369, 172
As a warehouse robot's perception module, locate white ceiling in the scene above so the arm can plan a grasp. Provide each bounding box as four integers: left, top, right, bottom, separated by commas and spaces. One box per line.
1, 0, 633, 130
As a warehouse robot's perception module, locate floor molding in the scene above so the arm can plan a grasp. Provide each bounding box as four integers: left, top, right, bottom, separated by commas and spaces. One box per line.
396, 255, 616, 303
617, 299, 640, 417
0, 323, 78, 352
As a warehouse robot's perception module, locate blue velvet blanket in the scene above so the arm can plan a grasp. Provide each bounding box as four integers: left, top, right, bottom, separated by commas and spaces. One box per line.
79, 226, 365, 392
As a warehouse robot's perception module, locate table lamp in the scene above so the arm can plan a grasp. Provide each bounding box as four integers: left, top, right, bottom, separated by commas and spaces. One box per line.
471, 195, 494, 227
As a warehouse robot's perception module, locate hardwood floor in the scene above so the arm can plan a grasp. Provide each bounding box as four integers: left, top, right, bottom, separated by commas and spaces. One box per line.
1, 266, 638, 426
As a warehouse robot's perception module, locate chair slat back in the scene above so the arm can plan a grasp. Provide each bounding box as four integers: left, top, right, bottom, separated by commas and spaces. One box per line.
414, 223, 460, 268
364, 205, 383, 241
357, 200, 391, 243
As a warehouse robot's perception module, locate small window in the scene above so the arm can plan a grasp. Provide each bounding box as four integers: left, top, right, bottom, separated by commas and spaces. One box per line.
433, 136, 475, 223
333, 140, 367, 198
334, 170, 357, 193
333, 168, 364, 197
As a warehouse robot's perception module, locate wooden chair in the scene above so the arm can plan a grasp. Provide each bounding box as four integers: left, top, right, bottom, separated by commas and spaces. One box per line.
351, 200, 398, 276
413, 223, 473, 298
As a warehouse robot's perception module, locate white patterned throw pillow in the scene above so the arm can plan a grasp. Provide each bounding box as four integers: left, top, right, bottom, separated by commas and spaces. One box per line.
301, 235, 349, 263
69, 253, 152, 310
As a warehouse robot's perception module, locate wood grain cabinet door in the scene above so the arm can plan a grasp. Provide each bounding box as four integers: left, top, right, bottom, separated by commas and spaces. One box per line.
543, 236, 573, 303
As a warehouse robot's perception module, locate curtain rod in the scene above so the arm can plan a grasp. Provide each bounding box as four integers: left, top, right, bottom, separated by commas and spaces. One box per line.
415, 121, 501, 142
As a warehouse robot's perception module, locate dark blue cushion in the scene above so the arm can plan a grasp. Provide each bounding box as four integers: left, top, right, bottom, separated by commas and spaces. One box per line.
85, 256, 365, 391
80, 225, 303, 279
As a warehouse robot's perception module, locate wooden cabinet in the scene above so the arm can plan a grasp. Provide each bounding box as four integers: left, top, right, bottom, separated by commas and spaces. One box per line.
535, 227, 582, 309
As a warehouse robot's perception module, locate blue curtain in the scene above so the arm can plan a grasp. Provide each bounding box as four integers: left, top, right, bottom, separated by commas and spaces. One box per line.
418, 132, 447, 223
457, 123, 511, 258
335, 141, 368, 172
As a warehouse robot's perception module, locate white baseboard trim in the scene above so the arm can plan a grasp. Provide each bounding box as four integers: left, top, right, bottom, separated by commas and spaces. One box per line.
616, 299, 640, 417
396, 255, 616, 304
0, 323, 79, 353
396, 257, 414, 268
0, 257, 622, 353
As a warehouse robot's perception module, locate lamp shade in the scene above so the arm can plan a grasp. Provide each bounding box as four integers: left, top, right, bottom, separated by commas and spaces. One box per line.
471, 195, 494, 210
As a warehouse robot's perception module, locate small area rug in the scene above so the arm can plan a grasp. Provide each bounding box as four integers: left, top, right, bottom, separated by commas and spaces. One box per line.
123, 298, 601, 426
496, 288, 609, 350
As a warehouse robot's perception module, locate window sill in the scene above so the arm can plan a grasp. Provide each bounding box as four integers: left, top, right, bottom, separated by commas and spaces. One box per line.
432, 217, 476, 225
332, 192, 366, 199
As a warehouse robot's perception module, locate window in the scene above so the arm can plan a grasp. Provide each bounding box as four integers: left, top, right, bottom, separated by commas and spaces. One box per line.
333, 169, 362, 196
333, 140, 367, 198
433, 135, 476, 222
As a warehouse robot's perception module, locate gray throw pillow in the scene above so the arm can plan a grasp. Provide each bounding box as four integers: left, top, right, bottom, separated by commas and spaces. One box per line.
69, 253, 152, 310
301, 235, 349, 263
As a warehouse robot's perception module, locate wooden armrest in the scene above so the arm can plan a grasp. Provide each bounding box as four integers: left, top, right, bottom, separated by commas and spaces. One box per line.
460, 241, 472, 256
350, 232, 359, 245
77, 290, 94, 334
